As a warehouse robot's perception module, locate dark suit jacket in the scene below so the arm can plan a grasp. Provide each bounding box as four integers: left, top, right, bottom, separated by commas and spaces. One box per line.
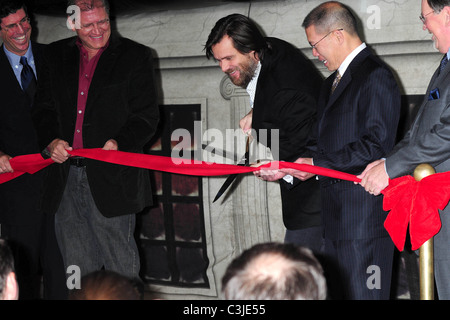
0, 42, 45, 225
32, 33, 159, 217
311, 47, 401, 240
251, 37, 322, 230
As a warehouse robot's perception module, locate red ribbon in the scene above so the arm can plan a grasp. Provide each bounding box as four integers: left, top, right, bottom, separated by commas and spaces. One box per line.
1, 148, 448, 251
0, 148, 359, 183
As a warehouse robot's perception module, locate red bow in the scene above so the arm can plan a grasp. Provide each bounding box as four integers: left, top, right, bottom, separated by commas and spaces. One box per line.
383, 172, 450, 251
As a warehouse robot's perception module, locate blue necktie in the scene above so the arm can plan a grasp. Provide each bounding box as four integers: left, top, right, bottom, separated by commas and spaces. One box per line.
440, 55, 448, 75
20, 56, 37, 100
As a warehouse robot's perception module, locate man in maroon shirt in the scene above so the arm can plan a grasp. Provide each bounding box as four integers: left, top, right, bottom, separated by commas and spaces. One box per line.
32, 0, 159, 289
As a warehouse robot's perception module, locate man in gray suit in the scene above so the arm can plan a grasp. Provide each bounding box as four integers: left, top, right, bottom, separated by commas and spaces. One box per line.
359, 0, 450, 300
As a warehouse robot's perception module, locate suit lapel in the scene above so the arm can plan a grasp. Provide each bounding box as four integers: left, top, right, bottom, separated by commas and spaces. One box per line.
61, 38, 80, 111
325, 70, 352, 108
31, 42, 43, 78
319, 48, 370, 132
0, 44, 22, 91
88, 35, 120, 101
90, 43, 118, 93
409, 62, 446, 139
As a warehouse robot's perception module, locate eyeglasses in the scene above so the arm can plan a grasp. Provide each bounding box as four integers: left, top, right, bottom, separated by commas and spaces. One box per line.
419, 10, 434, 23
81, 18, 110, 31
0, 16, 30, 32
310, 28, 344, 50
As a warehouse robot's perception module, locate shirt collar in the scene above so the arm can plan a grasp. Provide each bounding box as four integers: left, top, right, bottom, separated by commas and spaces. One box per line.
246, 61, 262, 107
337, 42, 366, 77
76, 38, 110, 58
3, 42, 34, 68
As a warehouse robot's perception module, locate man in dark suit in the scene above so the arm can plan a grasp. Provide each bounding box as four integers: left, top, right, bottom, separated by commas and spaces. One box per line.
278, 2, 401, 299
0, 0, 66, 299
359, 0, 450, 299
32, 0, 159, 286
205, 14, 323, 253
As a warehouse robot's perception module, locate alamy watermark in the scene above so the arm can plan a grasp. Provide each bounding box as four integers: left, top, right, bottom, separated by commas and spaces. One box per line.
170, 121, 280, 167
367, 265, 381, 290
66, 5, 81, 30
66, 265, 81, 289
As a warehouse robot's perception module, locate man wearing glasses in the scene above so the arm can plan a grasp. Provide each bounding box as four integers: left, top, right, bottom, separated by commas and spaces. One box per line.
0, 0, 66, 299
32, 0, 159, 289
360, 0, 450, 299
278, 1, 401, 299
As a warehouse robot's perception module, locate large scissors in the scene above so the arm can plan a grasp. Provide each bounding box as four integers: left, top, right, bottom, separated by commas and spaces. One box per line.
213, 136, 250, 203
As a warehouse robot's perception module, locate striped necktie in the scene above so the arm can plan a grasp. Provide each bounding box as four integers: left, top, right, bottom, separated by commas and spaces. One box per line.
331, 72, 341, 94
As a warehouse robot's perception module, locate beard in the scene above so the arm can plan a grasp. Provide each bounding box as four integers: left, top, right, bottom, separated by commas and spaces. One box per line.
227, 56, 259, 89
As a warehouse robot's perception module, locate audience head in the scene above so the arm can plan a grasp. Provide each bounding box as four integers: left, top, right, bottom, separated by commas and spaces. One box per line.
0, 239, 18, 300
222, 242, 327, 300
69, 270, 142, 300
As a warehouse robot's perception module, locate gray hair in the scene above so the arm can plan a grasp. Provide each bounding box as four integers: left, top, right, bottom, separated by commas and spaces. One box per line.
67, 0, 110, 15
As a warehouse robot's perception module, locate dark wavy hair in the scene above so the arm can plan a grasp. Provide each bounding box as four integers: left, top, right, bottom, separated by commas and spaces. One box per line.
204, 13, 269, 62
0, 0, 28, 29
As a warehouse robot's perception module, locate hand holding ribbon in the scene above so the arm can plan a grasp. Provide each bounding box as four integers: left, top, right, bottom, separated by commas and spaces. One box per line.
1, 148, 449, 252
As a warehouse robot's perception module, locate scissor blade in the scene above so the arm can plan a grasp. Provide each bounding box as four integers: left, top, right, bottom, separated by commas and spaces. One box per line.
213, 136, 251, 203
201, 144, 238, 162
212, 174, 238, 203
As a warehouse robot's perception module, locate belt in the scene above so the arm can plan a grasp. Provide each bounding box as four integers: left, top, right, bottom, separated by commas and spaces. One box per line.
69, 157, 87, 167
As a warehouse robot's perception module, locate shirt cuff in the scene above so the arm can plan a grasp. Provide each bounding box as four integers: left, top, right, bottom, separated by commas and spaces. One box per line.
283, 174, 294, 184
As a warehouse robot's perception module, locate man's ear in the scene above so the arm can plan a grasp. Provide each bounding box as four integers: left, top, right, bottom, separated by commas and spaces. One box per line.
3, 272, 19, 300
334, 29, 345, 45
253, 51, 260, 61
444, 7, 450, 26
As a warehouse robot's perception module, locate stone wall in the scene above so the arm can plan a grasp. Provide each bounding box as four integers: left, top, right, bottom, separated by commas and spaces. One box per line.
5, 0, 436, 299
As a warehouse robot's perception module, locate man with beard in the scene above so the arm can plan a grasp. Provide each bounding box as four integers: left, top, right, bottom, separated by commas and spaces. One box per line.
204, 14, 324, 254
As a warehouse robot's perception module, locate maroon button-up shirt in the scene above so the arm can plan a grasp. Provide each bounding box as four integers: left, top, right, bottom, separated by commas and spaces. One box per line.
72, 39, 109, 149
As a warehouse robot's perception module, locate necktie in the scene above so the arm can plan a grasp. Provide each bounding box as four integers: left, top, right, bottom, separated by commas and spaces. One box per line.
331, 72, 341, 94
20, 56, 37, 100
440, 55, 448, 75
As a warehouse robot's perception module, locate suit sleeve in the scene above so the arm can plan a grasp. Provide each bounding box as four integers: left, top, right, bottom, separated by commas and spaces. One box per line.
274, 88, 318, 162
